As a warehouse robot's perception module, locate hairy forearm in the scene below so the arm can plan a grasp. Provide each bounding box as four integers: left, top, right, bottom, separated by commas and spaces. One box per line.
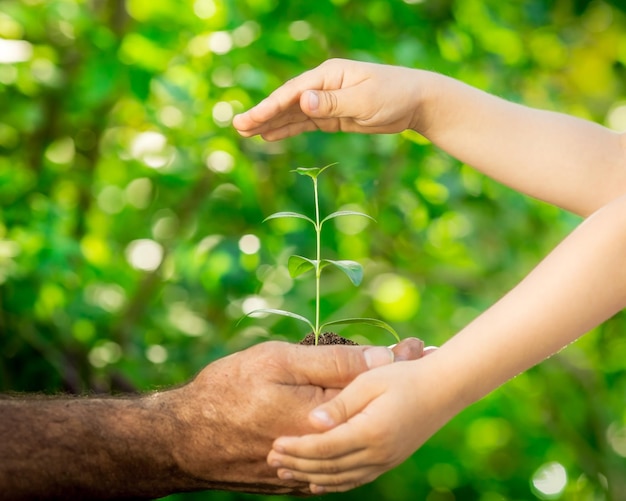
0, 339, 405, 499
415, 70, 626, 216
0, 392, 205, 500
432, 192, 626, 408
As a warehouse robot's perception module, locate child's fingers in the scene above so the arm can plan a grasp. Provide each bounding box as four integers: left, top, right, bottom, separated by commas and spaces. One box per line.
268, 437, 370, 473
234, 106, 310, 138
306, 467, 383, 494
271, 422, 365, 461
274, 463, 380, 493
258, 119, 323, 142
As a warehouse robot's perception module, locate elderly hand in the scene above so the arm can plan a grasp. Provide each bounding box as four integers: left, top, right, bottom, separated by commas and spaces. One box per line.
165, 338, 426, 495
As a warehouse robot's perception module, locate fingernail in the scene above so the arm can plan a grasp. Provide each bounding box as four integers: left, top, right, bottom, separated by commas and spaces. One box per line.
311, 408, 335, 428
364, 346, 394, 369
424, 346, 439, 356
279, 470, 293, 480
311, 484, 326, 494
268, 451, 282, 467
306, 91, 319, 112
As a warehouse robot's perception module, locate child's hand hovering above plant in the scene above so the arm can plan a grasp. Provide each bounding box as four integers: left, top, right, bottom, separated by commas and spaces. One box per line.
233, 58, 423, 141
234, 58, 626, 217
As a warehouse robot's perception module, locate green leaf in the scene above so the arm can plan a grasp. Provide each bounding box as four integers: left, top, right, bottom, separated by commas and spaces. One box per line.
293, 162, 338, 180
321, 210, 375, 226
288, 255, 317, 278
321, 259, 363, 286
263, 211, 315, 226
320, 318, 400, 342
245, 308, 314, 332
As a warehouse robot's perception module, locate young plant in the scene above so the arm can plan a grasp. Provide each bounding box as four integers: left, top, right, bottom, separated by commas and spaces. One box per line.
248, 164, 399, 345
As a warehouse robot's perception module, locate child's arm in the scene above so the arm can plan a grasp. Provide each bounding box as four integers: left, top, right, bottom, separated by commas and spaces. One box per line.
266, 191, 626, 493
234, 58, 626, 216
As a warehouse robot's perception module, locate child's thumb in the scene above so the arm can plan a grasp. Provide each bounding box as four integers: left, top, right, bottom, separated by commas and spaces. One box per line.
301, 89, 348, 118
308, 384, 368, 431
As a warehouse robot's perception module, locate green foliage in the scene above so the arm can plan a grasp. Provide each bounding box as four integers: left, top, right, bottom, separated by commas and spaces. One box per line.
245, 165, 399, 344
1, 0, 626, 499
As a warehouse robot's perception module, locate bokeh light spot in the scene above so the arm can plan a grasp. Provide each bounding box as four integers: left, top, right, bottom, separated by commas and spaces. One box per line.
212, 101, 234, 126
233, 21, 260, 47
88, 341, 122, 368
607, 102, 626, 131
0, 38, 32, 63
146, 344, 168, 364
125, 239, 164, 271
97, 185, 125, 215
531, 462, 567, 498
208, 31, 233, 54
242, 295, 270, 315
371, 273, 420, 322
85, 283, 126, 313
159, 105, 184, 128
131, 131, 171, 169
45, 137, 75, 165
289, 20, 312, 41
81, 235, 111, 266
193, 0, 216, 19
126, 178, 153, 209
206, 149, 234, 173
239, 234, 260, 254
607, 422, 626, 457
168, 303, 208, 337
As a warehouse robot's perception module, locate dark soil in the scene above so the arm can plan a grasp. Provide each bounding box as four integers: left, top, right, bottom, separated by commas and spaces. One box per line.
299, 332, 359, 345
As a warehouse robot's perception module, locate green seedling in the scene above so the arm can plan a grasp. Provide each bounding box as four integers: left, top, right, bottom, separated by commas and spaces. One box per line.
247, 164, 399, 346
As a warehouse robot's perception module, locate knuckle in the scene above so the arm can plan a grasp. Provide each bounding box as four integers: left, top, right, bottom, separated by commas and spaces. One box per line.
331, 397, 350, 424
322, 473, 346, 487
320, 461, 341, 474
258, 340, 291, 361
314, 440, 336, 458
326, 92, 339, 115
329, 345, 365, 380
329, 57, 347, 66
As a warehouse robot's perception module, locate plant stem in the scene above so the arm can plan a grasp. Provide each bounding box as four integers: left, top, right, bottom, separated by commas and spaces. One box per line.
313, 176, 321, 344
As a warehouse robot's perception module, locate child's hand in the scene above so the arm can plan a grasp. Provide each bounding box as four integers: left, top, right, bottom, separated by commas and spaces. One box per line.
266, 354, 462, 493
232, 58, 425, 141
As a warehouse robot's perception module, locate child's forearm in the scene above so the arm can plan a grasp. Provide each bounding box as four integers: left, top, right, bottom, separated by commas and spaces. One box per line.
416, 71, 626, 217
234, 59, 626, 216
431, 192, 626, 408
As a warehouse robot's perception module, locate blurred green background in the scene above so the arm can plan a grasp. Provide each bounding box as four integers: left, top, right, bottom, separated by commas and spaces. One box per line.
2, 0, 626, 499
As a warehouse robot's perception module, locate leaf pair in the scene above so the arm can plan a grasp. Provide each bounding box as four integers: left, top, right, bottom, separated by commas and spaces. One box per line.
247, 307, 400, 342
288, 255, 363, 285
264, 209, 374, 231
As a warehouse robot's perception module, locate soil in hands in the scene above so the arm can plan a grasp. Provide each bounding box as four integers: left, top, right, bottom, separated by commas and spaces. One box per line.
299, 332, 359, 345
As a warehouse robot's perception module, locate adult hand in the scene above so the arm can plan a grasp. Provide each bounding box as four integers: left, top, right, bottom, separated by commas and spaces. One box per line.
0, 338, 424, 499
233, 58, 424, 141
165, 338, 425, 495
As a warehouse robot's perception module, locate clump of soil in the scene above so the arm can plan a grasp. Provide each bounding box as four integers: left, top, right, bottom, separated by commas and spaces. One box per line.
299, 332, 359, 345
